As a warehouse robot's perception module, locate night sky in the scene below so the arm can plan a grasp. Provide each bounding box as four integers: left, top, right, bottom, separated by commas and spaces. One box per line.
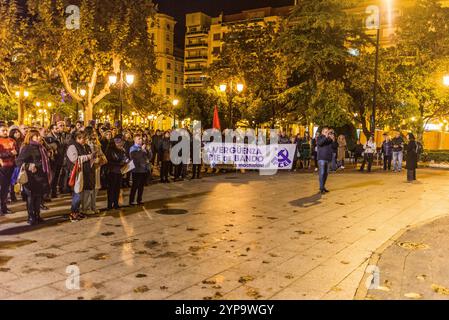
153, 0, 295, 47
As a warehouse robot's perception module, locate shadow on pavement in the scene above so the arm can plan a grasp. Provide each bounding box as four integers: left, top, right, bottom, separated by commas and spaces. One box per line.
289, 193, 322, 208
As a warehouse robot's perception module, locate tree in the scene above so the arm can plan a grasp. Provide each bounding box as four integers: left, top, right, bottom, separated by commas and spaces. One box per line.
27, 0, 160, 124
390, 0, 449, 140
0, 0, 36, 124
208, 22, 287, 128
174, 88, 219, 127
277, 0, 369, 129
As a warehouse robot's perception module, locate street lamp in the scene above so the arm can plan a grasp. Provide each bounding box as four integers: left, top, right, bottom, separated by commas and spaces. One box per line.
366, 1, 394, 135
219, 81, 244, 129
109, 70, 135, 130
172, 99, 180, 129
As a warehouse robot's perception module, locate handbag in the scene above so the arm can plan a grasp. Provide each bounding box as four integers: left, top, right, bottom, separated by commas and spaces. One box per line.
17, 164, 28, 185
68, 160, 79, 188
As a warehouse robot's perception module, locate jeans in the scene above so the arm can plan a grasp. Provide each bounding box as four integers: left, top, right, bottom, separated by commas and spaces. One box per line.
392, 151, 403, 171
71, 191, 83, 213
318, 160, 329, 191
82, 189, 98, 212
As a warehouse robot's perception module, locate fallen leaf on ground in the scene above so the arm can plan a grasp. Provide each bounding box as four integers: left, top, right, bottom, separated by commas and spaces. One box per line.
397, 242, 429, 250
404, 292, 422, 299
134, 286, 150, 293
432, 284, 449, 295
238, 276, 255, 284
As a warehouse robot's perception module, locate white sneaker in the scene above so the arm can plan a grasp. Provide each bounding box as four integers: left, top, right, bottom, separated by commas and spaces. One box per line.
341, 166, 345, 169
314, 168, 318, 172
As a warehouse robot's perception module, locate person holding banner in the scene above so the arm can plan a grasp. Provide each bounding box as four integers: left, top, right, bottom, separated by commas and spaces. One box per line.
317, 127, 333, 195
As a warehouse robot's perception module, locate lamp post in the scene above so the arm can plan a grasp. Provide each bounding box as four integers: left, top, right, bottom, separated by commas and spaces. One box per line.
172, 99, 179, 129
219, 81, 244, 129
15, 89, 29, 125
109, 70, 135, 131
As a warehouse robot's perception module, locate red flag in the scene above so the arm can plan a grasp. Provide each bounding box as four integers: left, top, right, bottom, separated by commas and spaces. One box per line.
212, 106, 221, 130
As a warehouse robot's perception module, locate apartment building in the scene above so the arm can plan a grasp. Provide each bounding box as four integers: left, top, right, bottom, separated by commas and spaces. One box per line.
184, 6, 293, 89
149, 13, 184, 99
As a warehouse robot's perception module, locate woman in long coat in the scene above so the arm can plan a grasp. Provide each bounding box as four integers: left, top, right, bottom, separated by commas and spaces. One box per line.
406, 133, 418, 182
337, 135, 347, 169
15, 130, 51, 225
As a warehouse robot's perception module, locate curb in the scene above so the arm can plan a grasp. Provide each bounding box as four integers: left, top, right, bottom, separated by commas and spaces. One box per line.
353, 214, 449, 300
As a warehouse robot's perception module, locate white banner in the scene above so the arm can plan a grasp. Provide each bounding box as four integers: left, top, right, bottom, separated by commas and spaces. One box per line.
204, 143, 296, 170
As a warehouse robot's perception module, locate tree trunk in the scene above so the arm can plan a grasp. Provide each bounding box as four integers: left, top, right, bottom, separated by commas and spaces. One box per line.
18, 97, 25, 125
85, 100, 93, 126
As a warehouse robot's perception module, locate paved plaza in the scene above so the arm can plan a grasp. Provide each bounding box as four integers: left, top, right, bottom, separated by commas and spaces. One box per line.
0, 168, 449, 300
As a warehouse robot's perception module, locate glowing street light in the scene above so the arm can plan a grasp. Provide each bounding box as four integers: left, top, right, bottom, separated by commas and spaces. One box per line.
125, 74, 135, 86
443, 75, 449, 86
236, 83, 244, 93
172, 99, 179, 107
109, 70, 135, 129
219, 84, 227, 92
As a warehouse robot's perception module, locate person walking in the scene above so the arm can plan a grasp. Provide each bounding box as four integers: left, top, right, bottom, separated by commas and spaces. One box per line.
381, 134, 393, 171
360, 136, 376, 172
15, 130, 51, 225
129, 134, 152, 206
337, 134, 347, 170
392, 132, 404, 173
406, 133, 418, 182
106, 135, 128, 210
0, 125, 17, 215
317, 127, 333, 194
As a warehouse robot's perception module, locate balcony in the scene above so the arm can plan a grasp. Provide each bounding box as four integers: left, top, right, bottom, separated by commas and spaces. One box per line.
185, 78, 204, 85
186, 29, 208, 36
186, 42, 208, 48
184, 67, 204, 73
185, 55, 208, 61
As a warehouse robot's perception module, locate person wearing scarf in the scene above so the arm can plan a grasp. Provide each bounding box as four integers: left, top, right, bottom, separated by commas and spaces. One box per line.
15, 130, 51, 225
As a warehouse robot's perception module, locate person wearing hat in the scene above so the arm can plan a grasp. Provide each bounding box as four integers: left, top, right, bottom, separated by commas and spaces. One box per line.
105, 135, 128, 210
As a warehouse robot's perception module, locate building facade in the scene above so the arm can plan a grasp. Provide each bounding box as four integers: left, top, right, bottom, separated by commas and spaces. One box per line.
149, 13, 184, 99
183, 6, 293, 89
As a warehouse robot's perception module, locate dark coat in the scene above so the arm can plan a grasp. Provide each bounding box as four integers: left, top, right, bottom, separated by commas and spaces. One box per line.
381, 141, 393, 157
406, 140, 418, 170
159, 138, 171, 162
15, 144, 50, 194
130, 145, 151, 173
106, 146, 128, 174
317, 135, 333, 161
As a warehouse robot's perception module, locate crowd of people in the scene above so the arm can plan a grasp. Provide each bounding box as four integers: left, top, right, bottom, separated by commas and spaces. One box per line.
0, 120, 200, 225
0, 120, 420, 224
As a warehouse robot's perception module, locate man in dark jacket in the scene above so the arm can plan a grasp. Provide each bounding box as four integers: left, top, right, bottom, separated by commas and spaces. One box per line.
129, 134, 152, 206
317, 127, 333, 194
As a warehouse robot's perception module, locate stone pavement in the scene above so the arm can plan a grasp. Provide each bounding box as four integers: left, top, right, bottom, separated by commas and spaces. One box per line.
362, 215, 449, 300
0, 168, 449, 300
